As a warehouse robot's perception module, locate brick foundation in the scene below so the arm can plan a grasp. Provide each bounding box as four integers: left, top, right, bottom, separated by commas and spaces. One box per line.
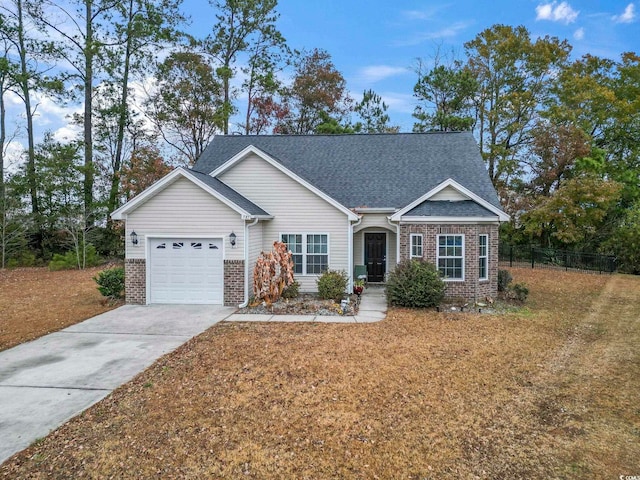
125, 258, 146, 305
399, 224, 499, 301
224, 260, 245, 306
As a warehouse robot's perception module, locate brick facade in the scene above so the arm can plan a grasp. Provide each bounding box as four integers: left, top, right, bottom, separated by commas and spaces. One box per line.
125, 258, 146, 305
224, 259, 245, 306
399, 224, 499, 301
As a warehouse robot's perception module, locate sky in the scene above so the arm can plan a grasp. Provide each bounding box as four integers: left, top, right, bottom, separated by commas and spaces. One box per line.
3, 0, 640, 167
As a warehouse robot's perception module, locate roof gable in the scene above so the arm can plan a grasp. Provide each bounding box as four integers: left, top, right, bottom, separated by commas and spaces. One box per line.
390, 178, 509, 222
194, 132, 503, 211
111, 167, 271, 220
209, 145, 359, 221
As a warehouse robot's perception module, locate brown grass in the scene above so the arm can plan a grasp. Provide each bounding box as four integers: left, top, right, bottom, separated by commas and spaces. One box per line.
0, 267, 119, 351
1, 268, 639, 478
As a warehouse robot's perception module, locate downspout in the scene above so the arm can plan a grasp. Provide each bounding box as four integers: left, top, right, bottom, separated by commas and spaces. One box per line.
349, 216, 362, 290
239, 218, 259, 308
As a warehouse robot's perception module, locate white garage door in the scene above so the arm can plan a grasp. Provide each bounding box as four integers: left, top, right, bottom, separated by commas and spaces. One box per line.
149, 238, 223, 304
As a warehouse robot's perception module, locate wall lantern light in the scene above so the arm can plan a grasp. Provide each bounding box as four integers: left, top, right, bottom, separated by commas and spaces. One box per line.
229, 231, 237, 248
130, 231, 139, 246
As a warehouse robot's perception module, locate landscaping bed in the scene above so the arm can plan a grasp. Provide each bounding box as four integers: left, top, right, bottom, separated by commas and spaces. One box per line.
238, 293, 361, 316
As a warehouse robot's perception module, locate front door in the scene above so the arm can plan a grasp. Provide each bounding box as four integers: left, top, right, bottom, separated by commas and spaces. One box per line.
365, 233, 386, 282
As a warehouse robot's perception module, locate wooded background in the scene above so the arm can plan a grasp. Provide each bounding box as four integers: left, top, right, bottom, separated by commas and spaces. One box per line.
1, 0, 639, 272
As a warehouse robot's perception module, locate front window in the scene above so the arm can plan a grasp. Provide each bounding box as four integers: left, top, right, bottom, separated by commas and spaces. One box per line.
437, 235, 464, 280
281, 233, 328, 275
410, 234, 423, 258
281, 234, 303, 274
479, 234, 488, 281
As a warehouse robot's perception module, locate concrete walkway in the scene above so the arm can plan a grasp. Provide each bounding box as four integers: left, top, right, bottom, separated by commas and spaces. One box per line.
226, 285, 387, 323
0, 304, 235, 464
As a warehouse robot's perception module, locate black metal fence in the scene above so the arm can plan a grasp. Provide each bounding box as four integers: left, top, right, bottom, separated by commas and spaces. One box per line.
499, 243, 616, 274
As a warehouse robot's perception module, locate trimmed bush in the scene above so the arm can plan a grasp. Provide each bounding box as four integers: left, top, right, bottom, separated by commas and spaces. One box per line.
386, 260, 445, 308
281, 280, 300, 299
93, 267, 125, 300
317, 270, 348, 302
498, 269, 513, 292
508, 282, 529, 302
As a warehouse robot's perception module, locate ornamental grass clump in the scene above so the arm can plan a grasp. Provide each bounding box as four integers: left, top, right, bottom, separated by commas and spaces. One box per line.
386, 259, 445, 308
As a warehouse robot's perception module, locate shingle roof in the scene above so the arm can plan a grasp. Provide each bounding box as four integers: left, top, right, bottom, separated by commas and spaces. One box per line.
193, 132, 501, 211
183, 167, 271, 217
406, 200, 496, 217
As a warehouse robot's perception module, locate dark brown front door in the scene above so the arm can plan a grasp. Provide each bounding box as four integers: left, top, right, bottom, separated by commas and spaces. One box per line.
365, 233, 386, 282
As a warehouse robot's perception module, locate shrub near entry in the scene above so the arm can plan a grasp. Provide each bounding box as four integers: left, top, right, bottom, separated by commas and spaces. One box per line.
317, 270, 348, 302
386, 260, 445, 308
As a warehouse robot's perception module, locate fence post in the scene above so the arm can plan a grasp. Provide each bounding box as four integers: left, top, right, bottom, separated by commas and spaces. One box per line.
510, 245, 513, 267
531, 246, 535, 269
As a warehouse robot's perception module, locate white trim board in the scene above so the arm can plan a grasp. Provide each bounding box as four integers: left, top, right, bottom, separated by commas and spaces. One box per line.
390, 178, 510, 223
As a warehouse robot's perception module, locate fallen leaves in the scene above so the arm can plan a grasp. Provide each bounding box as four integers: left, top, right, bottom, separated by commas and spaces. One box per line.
0, 266, 120, 351
1, 269, 639, 479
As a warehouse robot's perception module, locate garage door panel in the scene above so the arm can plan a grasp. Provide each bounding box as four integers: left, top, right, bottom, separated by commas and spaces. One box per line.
149, 238, 224, 304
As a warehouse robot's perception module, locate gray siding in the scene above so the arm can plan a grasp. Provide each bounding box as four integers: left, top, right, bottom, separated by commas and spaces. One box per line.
220, 154, 350, 292
125, 177, 244, 261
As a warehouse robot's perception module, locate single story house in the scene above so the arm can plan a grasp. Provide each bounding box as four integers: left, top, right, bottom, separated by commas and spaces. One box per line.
111, 132, 509, 306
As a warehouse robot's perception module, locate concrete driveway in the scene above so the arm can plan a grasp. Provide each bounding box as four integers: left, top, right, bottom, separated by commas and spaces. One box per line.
0, 304, 235, 464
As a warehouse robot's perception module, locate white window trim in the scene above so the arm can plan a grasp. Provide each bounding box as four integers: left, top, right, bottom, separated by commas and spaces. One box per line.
479, 234, 489, 281
280, 232, 330, 276
410, 233, 423, 258
437, 234, 465, 282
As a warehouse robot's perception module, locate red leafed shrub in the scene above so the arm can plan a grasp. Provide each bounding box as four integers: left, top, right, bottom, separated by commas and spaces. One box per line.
252, 241, 295, 305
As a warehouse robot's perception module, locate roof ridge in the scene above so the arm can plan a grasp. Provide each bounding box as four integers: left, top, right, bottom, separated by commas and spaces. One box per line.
213, 131, 468, 139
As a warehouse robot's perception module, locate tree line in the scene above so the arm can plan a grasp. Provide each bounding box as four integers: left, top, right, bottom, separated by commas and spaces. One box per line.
0, 1, 638, 273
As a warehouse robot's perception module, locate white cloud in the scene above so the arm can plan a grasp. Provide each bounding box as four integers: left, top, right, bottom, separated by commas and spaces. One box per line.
400, 6, 446, 21
573, 27, 585, 40
2, 141, 25, 173
393, 21, 471, 47
52, 125, 82, 142
357, 65, 410, 84
378, 92, 415, 115
536, 2, 579, 24
612, 3, 636, 23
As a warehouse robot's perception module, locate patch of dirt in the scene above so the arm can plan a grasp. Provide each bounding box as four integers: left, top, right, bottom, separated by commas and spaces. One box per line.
1, 269, 639, 479
238, 293, 360, 316
0, 266, 121, 352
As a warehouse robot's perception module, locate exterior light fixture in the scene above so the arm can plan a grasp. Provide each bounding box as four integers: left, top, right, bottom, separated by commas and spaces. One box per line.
130, 231, 138, 246
229, 231, 237, 248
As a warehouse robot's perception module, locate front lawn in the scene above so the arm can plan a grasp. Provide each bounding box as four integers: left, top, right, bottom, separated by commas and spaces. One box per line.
1, 269, 639, 478
0, 267, 119, 352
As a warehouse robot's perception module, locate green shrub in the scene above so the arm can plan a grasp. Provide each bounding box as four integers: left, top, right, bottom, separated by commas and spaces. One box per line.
49, 245, 101, 271
498, 269, 513, 292
386, 260, 445, 308
93, 267, 125, 300
508, 282, 529, 302
317, 270, 348, 302
6, 251, 37, 268
281, 280, 300, 299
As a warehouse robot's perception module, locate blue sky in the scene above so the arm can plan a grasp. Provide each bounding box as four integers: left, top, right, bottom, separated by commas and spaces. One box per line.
186, 0, 638, 132
4, 1, 639, 167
